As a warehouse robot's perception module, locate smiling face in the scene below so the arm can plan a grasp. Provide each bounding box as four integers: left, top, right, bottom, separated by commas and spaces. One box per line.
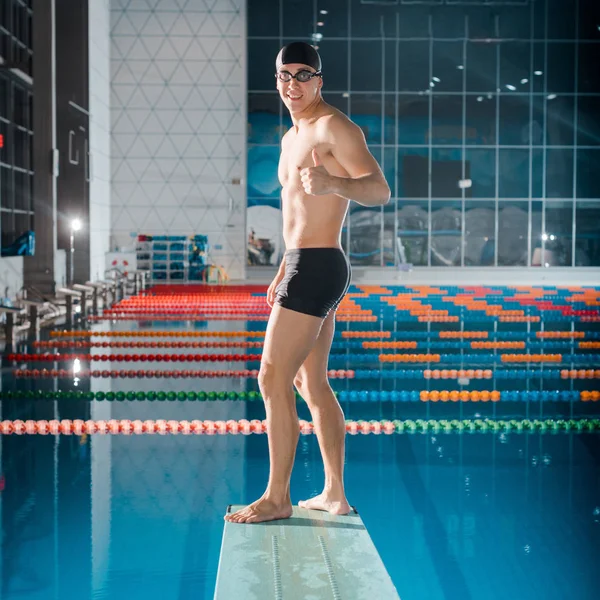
276, 63, 323, 114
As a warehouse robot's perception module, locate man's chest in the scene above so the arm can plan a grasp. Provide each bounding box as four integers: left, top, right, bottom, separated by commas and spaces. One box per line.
278, 133, 321, 186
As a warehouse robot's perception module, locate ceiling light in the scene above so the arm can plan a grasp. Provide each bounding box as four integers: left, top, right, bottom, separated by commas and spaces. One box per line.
505, 84, 516, 91
317, 21, 324, 26
534, 70, 543, 76
432, 76, 440, 83
520, 78, 528, 84
477, 96, 484, 102
320, 9, 328, 14
547, 93, 557, 100
312, 32, 323, 41
457, 65, 464, 70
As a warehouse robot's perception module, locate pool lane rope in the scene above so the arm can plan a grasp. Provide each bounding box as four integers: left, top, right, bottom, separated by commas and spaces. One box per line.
11, 367, 600, 381
12, 368, 354, 379
1, 418, 598, 436
9, 353, 600, 366
2, 389, 599, 402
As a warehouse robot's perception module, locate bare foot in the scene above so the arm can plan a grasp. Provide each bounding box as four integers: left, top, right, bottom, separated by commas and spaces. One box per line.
224, 496, 293, 524
298, 492, 351, 515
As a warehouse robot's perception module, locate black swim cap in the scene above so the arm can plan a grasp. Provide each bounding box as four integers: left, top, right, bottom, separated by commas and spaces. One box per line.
276, 42, 322, 72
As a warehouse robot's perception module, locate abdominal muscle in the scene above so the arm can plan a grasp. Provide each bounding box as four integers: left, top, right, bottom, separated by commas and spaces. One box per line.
281, 186, 349, 250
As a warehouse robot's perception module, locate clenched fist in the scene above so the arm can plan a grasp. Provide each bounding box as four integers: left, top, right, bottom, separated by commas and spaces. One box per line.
298, 149, 335, 196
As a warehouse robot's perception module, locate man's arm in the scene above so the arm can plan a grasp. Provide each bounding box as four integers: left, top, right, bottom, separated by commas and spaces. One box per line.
327, 118, 390, 206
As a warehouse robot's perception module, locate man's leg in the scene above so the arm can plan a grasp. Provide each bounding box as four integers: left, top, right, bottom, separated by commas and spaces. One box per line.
225, 304, 324, 524
293, 312, 351, 514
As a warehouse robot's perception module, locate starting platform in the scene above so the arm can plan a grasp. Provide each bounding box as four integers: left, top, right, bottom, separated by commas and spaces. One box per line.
214, 505, 400, 600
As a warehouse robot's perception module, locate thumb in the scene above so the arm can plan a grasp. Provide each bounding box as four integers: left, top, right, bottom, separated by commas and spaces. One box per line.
312, 148, 322, 167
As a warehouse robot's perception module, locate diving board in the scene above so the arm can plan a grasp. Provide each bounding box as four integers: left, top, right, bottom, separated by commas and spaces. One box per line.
215, 505, 400, 600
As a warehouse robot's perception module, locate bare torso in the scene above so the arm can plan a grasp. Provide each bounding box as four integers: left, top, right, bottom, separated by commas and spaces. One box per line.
278, 104, 350, 249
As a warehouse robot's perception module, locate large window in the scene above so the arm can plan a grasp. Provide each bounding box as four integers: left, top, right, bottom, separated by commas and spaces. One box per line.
247, 0, 600, 268
0, 0, 34, 248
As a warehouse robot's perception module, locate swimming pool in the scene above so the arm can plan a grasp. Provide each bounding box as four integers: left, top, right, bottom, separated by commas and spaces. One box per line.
1, 284, 599, 599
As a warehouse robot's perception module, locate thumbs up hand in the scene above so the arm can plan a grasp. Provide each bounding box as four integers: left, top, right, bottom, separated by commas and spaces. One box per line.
298, 149, 335, 196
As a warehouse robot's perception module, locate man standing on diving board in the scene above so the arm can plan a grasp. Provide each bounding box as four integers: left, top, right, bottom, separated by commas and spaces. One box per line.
226, 42, 390, 524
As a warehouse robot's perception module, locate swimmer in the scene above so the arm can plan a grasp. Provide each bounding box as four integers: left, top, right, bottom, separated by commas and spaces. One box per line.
225, 42, 390, 524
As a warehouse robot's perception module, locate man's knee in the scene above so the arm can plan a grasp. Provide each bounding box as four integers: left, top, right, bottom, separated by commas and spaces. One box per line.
258, 363, 292, 396
294, 374, 329, 402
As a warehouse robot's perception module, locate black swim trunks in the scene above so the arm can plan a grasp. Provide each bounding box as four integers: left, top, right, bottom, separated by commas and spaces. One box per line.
275, 248, 351, 318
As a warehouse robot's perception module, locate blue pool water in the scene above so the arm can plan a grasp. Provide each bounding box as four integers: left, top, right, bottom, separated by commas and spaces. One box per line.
2, 303, 600, 599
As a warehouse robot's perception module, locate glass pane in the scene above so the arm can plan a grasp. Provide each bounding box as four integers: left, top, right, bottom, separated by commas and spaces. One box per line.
397, 200, 428, 267
432, 6, 466, 39
546, 95, 575, 146
576, 150, 600, 200
578, 43, 600, 93
397, 42, 430, 93
499, 43, 530, 93
14, 127, 28, 170
546, 149, 573, 198
247, 0, 280, 37
316, 0, 348, 38
248, 93, 281, 145
397, 95, 428, 145
499, 149, 529, 198
498, 201, 529, 266
467, 149, 496, 199
465, 95, 496, 145
499, 96, 531, 146
348, 206, 383, 266
575, 202, 600, 266
350, 94, 382, 144
0, 75, 7, 117
546, 0, 576, 39
498, 7, 531, 39
248, 40, 281, 90
247, 145, 280, 202
322, 92, 349, 115
282, 2, 313, 38
532, 149, 543, 198
350, 41, 381, 92
351, 0, 388, 37
383, 93, 395, 145
532, 43, 545, 94
382, 147, 396, 198
465, 200, 495, 267
432, 42, 464, 93
579, 0, 600, 40
547, 43, 575, 94
469, 8, 496, 40
432, 95, 463, 146
432, 148, 463, 199
318, 41, 349, 92
577, 96, 600, 147
0, 166, 12, 210
383, 41, 397, 93
396, 5, 429, 39
466, 42, 497, 93
397, 147, 428, 199
14, 170, 25, 211
531, 201, 544, 266
544, 201, 574, 267
430, 200, 461, 267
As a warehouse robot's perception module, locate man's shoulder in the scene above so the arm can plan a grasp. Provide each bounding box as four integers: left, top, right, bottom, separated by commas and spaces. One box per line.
317, 109, 361, 139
